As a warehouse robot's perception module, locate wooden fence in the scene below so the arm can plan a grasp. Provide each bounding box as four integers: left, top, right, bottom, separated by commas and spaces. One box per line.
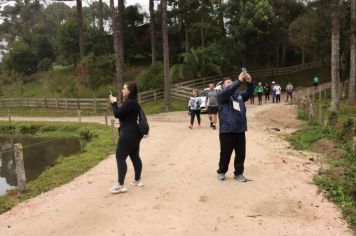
0, 62, 323, 110
175, 62, 322, 90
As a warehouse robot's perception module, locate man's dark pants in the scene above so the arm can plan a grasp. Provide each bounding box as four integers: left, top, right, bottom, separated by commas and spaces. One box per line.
217, 132, 246, 176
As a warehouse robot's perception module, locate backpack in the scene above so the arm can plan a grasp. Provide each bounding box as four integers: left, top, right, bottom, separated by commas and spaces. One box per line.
138, 107, 149, 136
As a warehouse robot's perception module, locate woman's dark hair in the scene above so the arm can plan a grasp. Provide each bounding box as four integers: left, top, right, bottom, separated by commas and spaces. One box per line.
125, 81, 138, 100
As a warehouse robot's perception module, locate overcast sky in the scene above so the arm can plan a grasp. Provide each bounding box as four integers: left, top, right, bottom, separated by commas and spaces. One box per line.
64, 0, 149, 13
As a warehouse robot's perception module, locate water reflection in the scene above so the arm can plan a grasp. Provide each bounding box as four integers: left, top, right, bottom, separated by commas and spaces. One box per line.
0, 136, 84, 195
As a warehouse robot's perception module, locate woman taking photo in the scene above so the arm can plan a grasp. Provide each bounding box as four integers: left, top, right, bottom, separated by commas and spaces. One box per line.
109, 81, 144, 194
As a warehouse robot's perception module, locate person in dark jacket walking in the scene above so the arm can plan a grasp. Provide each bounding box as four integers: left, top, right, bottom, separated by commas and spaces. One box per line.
216, 73, 254, 182
109, 81, 144, 193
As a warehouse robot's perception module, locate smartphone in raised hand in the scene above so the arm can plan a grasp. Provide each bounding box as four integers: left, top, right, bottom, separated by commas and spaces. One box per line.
242, 67, 248, 77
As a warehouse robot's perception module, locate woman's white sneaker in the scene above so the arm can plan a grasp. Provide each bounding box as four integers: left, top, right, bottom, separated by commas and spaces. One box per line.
110, 183, 127, 194
131, 180, 144, 187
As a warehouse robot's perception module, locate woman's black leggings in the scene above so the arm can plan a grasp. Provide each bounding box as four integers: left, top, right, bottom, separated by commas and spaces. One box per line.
116, 132, 142, 185
190, 109, 201, 125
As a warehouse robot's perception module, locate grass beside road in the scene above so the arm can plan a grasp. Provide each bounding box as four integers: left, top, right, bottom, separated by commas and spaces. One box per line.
287, 100, 356, 230
0, 121, 115, 214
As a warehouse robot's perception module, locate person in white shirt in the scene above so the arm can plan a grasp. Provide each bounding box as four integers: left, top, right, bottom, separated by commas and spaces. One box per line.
273, 82, 282, 103
188, 89, 202, 129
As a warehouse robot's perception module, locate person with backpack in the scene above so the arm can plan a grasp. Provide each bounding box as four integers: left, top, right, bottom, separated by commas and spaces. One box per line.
188, 89, 202, 129
264, 82, 270, 103
109, 81, 145, 194
206, 84, 219, 130
216, 74, 254, 182
286, 82, 294, 102
254, 82, 264, 105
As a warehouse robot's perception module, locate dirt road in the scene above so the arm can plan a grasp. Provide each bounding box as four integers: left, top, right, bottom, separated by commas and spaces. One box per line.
0, 103, 353, 236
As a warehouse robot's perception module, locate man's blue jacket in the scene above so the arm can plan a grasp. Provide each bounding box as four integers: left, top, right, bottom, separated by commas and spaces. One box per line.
217, 80, 254, 133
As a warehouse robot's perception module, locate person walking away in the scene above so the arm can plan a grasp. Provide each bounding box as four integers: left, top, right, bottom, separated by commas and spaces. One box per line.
254, 82, 264, 105
313, 76, 320, 90
249, 82, 255, 104
271, 81, 276, 103
109, 81, 144, 194
286, 82, 294, 102
274, 82, 282, 103
206, 84, 219, 130
188, 89, 202, 129
264, 82, 270, 103
216, 73, 254, 182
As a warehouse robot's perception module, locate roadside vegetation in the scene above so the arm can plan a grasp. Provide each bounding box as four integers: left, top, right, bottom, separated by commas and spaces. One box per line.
287, 100, 356, 229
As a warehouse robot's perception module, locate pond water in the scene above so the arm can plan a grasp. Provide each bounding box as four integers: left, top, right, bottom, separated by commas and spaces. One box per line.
0, 136, 85, 195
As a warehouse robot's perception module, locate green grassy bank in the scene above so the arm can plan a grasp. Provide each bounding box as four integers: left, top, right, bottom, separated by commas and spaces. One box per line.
287, 101, 356, 230
0, 121, 115, 214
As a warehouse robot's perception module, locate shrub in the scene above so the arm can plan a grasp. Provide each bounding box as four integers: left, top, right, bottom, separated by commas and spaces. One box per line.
37, 58, 53, 72
137, 63, 164, 91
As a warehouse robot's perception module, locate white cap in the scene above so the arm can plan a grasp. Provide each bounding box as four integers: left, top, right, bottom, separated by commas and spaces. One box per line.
272, 81, 275, 84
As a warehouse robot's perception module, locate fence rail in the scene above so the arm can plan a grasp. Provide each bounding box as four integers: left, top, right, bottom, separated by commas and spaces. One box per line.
0, 62, 323, 109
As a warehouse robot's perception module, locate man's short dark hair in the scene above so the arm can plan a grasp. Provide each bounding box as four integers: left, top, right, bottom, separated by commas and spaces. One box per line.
222, 77, 233, 84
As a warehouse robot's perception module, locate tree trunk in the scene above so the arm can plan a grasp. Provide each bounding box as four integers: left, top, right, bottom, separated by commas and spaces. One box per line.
218, 0, 225, 36
118, 0, 125, 64
331, 0, 340, 111
349, 0, 356, 103
162, 0, 171, 110
99, 0, 104, 31
76, 0, 85, 59
185, 21, 189, 54
200, 3, 205, 49
149, 0, 156, 65
110, 0, 123, 103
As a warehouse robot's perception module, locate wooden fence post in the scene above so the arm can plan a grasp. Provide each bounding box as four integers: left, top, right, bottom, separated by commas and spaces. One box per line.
77, 98, 80, 110
14, 143, 26, 192
319, 102, 322, 124
8, 109, 11, 122
104, 114, 108, 126
154, 91, 157, 100
44, 98, 48, 108
65, 99, 68, 110
56, 98, 59, 109
111, 119, 116, 145
77, 109, 81, 122
93, 96, 97, 113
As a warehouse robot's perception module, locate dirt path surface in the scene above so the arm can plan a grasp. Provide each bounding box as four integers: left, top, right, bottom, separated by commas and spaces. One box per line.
0, 103, 353, 236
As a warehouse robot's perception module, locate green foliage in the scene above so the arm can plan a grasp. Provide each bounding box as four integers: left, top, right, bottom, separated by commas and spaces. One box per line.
76, 53, 115, 92
287, 122, 331, 149
137, 63, 164, 91
287, 118, 356, 229
0, 121, 115, 214
37, 58, 53, 72
47, 74, 79, 97
55, 18, 80, 65
3, 41, 38, 76
297, 111, 306, 120
171, 47, 221, 81
85, 27, 112, 56
314, 150, 356, 228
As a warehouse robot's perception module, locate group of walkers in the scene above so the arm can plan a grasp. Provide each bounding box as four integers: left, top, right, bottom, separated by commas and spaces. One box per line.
250, 81, 294, 105
108, 71, 254, 194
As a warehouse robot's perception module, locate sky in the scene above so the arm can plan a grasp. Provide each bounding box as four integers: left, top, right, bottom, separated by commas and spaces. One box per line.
64, 0, 149, 13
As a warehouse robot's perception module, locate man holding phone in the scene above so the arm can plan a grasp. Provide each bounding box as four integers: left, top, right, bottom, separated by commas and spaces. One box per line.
216, 72, 254, 182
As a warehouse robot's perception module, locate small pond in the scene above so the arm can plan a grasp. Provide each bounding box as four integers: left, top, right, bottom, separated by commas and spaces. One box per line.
0, 136, 85, 195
